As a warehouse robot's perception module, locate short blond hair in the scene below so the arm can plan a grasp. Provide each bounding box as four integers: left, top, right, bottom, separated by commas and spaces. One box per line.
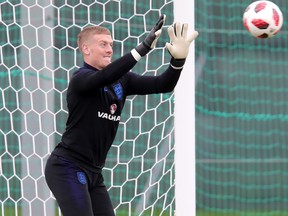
77, 26, 111, 53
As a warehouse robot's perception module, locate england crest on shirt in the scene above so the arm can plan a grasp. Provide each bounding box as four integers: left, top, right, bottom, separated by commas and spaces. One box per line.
112, 83, 123, 100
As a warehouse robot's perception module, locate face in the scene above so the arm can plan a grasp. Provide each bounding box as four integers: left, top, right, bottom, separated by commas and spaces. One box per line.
82, 34, 113, 70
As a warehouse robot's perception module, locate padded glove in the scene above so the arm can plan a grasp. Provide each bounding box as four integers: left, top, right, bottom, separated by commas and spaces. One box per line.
135, 14, 166, 57
166, 22, 198, 68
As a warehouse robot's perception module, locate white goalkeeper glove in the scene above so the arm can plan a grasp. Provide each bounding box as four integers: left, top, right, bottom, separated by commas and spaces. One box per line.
132, 14, 166, 60
165, 22, 198, 69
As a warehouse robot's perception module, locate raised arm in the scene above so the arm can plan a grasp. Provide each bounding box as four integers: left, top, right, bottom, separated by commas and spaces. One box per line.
126, 22, 199, 95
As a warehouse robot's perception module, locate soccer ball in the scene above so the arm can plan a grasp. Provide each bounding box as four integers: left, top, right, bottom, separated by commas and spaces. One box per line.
243, 1, 283, 38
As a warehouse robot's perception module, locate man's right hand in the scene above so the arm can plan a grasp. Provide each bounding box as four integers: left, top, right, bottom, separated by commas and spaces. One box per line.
135, 14, 166, 57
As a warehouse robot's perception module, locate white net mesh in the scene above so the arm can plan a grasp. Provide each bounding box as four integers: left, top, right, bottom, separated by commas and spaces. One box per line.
0, 0, 177, 215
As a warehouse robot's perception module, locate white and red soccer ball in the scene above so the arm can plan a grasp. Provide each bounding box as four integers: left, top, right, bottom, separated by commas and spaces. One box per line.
243, 1, 283, 38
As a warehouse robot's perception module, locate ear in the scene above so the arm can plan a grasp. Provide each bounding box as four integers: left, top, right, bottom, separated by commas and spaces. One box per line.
81, 43, 90, 55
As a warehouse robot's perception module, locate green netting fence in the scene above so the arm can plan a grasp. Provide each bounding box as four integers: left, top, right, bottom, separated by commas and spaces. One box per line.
195, 0, 288, 215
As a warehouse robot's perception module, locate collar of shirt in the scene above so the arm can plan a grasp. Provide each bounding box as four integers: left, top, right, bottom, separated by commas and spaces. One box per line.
83, 62, 98, 71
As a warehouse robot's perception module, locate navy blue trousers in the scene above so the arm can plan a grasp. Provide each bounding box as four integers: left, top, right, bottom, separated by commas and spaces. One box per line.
45, 154, 115, 216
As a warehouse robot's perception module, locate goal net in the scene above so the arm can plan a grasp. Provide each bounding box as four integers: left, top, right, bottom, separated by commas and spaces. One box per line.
0, 0, 189, 216
195, 0, 288, 215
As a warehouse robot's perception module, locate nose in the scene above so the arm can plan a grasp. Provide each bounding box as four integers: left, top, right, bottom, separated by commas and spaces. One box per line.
106, 45, 113, 53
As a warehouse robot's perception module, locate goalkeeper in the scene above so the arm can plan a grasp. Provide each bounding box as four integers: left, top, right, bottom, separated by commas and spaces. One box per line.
45, 14, 198, 216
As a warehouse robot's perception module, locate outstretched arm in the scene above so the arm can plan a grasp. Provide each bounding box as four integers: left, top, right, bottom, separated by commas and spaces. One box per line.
126, 22, 199, 95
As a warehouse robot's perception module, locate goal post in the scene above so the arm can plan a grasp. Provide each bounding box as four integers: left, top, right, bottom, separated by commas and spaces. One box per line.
174, 0, 196, 215
20, 0, 55, 215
